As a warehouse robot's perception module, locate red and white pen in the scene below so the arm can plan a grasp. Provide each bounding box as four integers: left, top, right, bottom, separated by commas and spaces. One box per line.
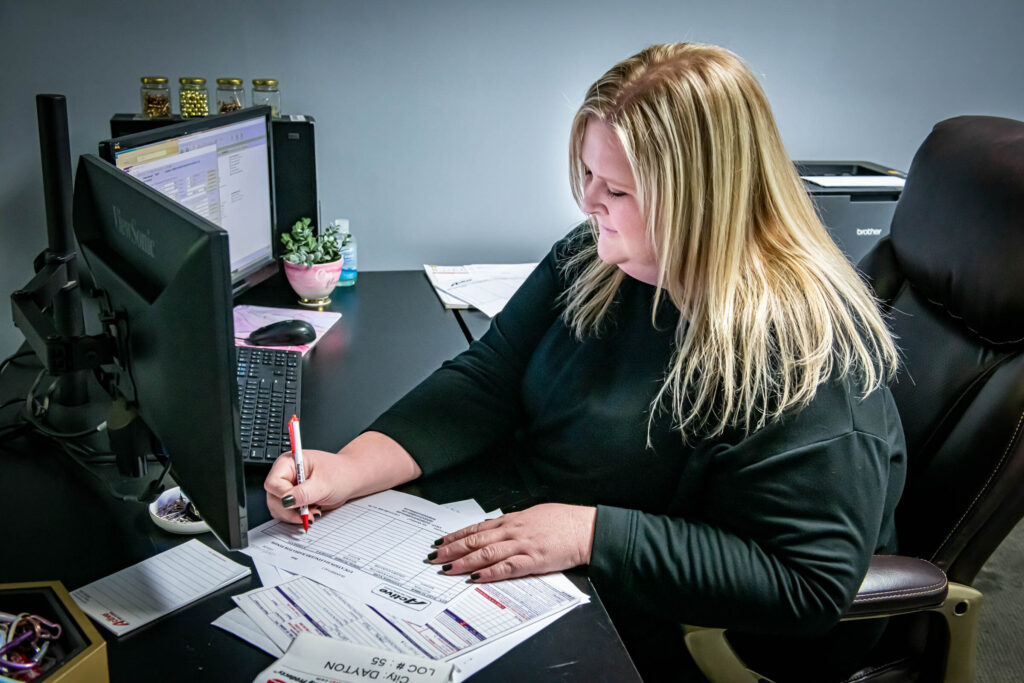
287, 414, 310, 532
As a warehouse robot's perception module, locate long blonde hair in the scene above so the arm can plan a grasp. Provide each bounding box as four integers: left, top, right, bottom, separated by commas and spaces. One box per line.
563, 42, 898, 442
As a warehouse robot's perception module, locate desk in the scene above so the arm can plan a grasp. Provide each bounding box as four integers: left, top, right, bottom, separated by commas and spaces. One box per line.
453, 308, 493, 343
0, 271, 639, 682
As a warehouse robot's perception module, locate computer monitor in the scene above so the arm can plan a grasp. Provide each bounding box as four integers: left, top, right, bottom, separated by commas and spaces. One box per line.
72, 153, 247, 550
98, 107, 276, 295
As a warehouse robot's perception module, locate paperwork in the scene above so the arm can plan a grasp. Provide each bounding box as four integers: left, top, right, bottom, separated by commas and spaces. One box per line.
423, 263, 536, 317
225, 491, 589, 679
801, 174, 905, 188
233, 573, 582, 661
244, 490, 506, 619
70, 539, 251, 635
253, 633, 453, 683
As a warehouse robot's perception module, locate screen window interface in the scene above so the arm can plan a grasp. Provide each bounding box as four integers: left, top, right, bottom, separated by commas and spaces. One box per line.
112, 118, 272, 280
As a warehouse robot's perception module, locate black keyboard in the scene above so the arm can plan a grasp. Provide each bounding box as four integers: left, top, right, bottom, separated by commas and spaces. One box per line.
236, 346, 302, 465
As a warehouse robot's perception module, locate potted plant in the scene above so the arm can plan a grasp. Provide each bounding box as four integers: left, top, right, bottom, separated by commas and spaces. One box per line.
280, 217, 344, 306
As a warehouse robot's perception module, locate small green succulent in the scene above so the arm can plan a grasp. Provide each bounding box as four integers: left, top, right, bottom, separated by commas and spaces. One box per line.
281, 217, 344, 266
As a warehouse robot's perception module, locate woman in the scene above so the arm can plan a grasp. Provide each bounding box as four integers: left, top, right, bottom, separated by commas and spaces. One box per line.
266, 43, 905, 681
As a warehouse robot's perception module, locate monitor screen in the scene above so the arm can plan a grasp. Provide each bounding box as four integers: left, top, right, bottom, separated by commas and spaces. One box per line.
99, 108, 276, 295
72, 153, 247, 550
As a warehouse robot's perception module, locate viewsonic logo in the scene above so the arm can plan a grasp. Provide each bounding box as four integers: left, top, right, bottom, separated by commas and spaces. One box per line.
112, 205, 156, 257
373, 584, 430, 610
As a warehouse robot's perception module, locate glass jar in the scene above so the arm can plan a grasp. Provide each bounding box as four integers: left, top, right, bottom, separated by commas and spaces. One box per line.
251, 79, 281, 118
140, 76, 171, 119
215, 78, 245, 114
178, 77, 209, 118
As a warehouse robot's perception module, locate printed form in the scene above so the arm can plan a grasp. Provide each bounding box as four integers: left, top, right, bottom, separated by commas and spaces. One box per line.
244, 490, 498, 619
232, 573, 583, 662
70, 539, 251, 635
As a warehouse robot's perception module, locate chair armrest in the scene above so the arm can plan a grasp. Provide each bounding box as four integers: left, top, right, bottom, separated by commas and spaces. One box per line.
845, 554, 948, 620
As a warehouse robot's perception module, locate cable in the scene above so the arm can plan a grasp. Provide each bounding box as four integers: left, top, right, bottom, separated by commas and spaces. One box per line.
0, 350, 35, 377
0, 397, 26, 411
22, 369, 108, 439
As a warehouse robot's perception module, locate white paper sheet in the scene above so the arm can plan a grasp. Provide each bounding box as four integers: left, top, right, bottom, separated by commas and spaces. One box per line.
243, 490, 490, 619
212, 607, 285, 657
423, 263, 536, 317
233, 574, 585, 662
70, 539, 251, 635
253, 633, 453, 683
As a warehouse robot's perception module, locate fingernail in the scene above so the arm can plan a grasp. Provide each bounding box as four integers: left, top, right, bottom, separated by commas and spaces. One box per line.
433, 538, 444, 546
313, 511, 322, 520
470, 573, 481, 581
426, 551, 437, 561
442, 564, 453, 572
281, 495, 295, 508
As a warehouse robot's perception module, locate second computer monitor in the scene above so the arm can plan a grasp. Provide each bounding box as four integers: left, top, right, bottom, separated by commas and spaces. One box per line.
99, 107, 276, 295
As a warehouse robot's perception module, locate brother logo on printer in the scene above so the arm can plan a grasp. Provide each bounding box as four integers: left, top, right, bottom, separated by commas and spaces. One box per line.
113, 205, 156, 257
856, 228, 883, 236
373, 584, 430, 610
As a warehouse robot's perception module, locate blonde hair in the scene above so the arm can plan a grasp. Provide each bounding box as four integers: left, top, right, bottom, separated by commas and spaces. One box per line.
564, 42, 898, 442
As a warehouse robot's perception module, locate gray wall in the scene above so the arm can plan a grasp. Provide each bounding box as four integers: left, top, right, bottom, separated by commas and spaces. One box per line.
2, 0, 1022, 356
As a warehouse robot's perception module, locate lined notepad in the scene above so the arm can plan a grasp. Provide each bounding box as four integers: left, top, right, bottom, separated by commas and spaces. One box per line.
71, 539, 251, 636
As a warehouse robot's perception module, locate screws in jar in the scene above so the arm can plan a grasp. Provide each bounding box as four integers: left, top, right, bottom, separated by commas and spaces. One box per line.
140, 76, 170, 118
216, 77, 245, 114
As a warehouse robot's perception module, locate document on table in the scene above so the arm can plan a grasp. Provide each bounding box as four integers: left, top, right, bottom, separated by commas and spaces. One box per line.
232, 573, 585, 662
423, 263, 536, 317
243, 490, 497, 619
70, 539, 251, 636
254, 633, 453, 683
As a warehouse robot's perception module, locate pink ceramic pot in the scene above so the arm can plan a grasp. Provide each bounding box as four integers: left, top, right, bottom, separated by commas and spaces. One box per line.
283, 258, 343, 306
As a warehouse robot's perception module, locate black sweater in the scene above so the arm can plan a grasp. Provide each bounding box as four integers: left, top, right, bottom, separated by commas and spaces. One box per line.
369, 228, 907, 677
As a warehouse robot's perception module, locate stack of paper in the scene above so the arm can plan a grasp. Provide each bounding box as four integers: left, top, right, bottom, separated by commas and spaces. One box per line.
216, 490, 588, 680
423, 264, 537, 317
70, 539, 251, 636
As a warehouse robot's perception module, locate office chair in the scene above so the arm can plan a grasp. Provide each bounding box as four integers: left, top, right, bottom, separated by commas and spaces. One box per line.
684, 114, 1024, 682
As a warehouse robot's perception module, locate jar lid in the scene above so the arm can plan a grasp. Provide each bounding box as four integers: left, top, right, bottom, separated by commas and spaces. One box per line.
252, 78, 279, 87
141, 76, 169, 84
216, 77, 244, 86
179, 77, 207, 85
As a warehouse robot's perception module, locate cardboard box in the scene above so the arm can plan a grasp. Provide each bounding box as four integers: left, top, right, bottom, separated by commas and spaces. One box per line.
0, 581, 108, 682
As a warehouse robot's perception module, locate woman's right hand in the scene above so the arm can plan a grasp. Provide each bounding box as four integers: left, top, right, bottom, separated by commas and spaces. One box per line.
264, 448, 356, 523
263, 431, 423, 525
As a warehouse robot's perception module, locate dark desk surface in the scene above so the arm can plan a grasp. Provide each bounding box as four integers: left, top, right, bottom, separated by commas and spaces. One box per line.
0, 270, 639, 682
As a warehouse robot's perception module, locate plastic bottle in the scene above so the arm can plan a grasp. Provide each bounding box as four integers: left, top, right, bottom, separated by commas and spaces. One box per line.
335, 219, 357, 286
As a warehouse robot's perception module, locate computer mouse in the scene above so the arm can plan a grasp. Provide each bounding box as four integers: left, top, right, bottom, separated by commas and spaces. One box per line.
246, 319, 317, 346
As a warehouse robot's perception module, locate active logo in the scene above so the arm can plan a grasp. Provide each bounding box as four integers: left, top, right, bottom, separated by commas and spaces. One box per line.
373, 584, 430, 611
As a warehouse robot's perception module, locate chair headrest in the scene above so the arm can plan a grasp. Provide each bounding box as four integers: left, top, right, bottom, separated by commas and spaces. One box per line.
890, 115, 1024, 345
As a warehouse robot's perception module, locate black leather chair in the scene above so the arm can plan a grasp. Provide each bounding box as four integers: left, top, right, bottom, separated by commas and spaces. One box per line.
685, 115, 1024, 682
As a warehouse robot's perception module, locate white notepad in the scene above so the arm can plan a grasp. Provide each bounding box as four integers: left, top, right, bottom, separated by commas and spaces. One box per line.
70, 538, 251, 636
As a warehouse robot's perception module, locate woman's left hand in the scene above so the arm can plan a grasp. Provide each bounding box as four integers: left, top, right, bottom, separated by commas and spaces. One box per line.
427, 503, 597, 582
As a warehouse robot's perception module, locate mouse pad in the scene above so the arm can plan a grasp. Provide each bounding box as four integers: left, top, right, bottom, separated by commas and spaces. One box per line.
233, 305, 341, 355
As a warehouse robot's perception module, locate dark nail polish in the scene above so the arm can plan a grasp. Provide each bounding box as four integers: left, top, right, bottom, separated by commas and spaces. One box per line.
281, 495, 295, 508
313, 511, 322, 520
426, 551, 437, 561
442, 564, 452, 572
470, 573, 481, 581
433, 538, 444, 546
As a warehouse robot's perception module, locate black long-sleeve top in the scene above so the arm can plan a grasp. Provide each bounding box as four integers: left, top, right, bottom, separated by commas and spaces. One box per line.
369, 228, 906, 676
